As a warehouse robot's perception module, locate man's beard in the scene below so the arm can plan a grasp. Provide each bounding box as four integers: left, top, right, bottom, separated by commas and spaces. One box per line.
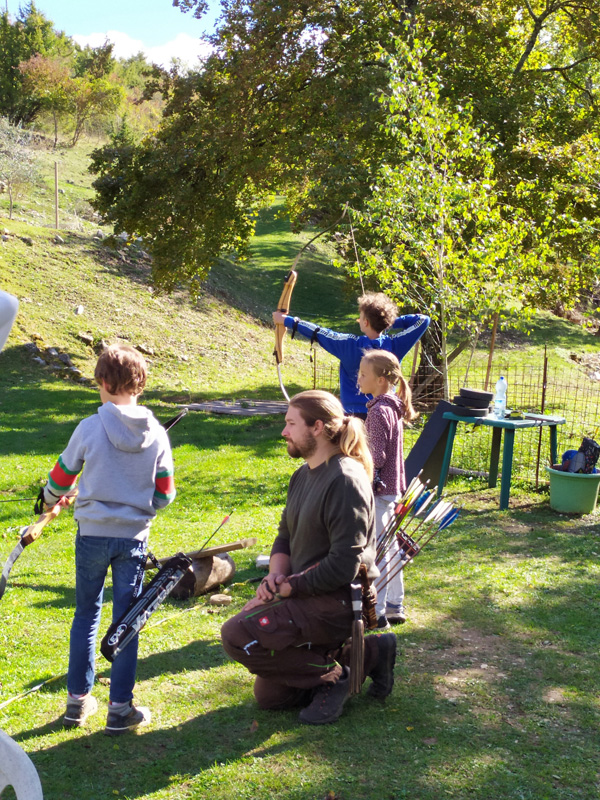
286, 431, 318, 460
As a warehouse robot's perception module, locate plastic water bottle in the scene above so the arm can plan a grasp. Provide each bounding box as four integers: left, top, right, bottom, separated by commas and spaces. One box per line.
493, 376, 507, 419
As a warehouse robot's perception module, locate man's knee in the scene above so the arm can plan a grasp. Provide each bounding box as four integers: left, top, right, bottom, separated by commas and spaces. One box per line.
221, 614, 260, 664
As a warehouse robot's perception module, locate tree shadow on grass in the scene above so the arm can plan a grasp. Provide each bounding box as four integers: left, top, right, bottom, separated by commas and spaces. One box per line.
12, 646, 600, 800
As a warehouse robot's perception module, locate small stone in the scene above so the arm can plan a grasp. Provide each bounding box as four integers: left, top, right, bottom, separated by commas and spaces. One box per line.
209, 594, 232, 606
54, 234, 64, 244
58, 353, 74, 367
255, 555, 270, 570
136, 343, 155, 356
78, 332, 94, 346
1, 234, 8, 242
58, 188, 66, 194
94, 230, 105, 240
46, 347, 59, 357
118, 231, 128, 241
74, 304, 84, 315
32, 357, 46, 365
19, 236, 33, 246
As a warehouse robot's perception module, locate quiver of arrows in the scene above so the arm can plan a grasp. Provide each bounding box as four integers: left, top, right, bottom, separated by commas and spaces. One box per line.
372, 475, 460, 623
101, 553, 192, 662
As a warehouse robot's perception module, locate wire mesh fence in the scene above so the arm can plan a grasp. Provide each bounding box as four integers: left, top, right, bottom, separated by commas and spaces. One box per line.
311, 347, 600, 485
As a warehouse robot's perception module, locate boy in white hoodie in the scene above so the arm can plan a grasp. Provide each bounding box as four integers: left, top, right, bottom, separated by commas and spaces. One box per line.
40, 344, 175, 735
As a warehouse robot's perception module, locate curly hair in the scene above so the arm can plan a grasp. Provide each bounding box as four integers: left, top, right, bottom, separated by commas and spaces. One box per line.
357, 293, 398, 333
94, 344, 147, 396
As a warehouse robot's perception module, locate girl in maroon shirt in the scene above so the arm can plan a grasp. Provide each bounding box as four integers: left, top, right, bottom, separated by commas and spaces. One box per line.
358, 350, 418, 628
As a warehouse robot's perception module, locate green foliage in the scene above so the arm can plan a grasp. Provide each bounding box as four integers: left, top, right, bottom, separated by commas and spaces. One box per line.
0, 3, 67, 124
0, 117, 40, 218
89, 0, 406, 290
350, 35, 540, 395
73, 40, 115, 79
418, 0, 600, 305
89, 0, 600, 315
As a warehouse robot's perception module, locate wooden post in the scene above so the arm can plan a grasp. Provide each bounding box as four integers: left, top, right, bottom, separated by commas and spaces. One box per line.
535, 345, 549, 487
484, 312, 499, 391
54, 161, 59, 230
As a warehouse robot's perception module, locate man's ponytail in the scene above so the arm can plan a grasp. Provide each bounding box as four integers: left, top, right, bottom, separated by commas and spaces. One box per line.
289, 391, 373, 480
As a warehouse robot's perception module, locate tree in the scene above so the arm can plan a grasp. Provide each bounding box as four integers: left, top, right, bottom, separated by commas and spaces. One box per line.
18, 54, 71, 147
68, 76, 123, 146
0, 117, 40, 218
0, 4, 66, 124
74, 40, 115, 79
89, 0, 600, 313
350, 36, 538, 398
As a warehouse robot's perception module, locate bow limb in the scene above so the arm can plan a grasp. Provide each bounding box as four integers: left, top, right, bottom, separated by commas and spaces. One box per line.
22, 491, 78, 545
0, 491, 77, 601
274, 269, 298, 402
273, 205, 349, 401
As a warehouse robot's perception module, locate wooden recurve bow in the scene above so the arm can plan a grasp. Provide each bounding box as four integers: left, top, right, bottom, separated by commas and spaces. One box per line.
273, 205, 349, 402
0, 492, 77, 601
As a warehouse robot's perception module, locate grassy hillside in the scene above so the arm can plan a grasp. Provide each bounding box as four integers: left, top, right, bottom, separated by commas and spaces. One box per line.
0, 142, 359, 405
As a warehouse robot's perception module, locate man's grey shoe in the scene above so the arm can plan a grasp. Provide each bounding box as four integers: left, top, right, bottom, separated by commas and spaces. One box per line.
367, 633, 396, 700
298, 667, 350, 725
63, 694, 98, 728
104, 703, 151, 736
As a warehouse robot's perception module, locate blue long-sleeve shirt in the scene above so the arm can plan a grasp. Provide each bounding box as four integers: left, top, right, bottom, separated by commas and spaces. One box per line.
284, 314, 430, 414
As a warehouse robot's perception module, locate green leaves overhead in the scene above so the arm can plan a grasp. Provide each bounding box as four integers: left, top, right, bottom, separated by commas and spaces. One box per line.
88, 0, 600, 314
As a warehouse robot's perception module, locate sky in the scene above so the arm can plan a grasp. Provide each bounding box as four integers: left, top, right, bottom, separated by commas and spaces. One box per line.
7, 0, 222, 67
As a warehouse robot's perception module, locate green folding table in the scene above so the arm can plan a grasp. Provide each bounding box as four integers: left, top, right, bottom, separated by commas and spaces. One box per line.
437, 412, 566, 510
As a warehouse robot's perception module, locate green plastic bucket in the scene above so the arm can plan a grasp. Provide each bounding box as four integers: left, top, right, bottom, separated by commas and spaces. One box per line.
545, 466, 600, 514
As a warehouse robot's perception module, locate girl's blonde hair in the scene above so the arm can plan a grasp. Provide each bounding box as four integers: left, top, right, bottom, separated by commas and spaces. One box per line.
289, 390, 373, 480
360, 350, 418, 422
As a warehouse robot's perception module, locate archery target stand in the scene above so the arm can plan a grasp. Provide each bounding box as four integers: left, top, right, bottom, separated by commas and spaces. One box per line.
187, 400, 287, 416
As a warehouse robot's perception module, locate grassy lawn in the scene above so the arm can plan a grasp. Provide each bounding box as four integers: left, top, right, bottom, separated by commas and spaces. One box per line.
1, 355, 599, 799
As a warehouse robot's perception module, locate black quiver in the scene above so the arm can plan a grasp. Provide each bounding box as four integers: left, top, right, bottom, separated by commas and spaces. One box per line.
101, 553, 192, 663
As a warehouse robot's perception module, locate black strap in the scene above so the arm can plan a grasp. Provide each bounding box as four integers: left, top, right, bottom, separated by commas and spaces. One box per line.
310, 326, 321, 346
291, 317, 300, 340
33, 488, 46, 516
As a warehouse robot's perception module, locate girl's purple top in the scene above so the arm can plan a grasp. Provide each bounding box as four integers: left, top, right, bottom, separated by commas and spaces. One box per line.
365, 392, 406, 496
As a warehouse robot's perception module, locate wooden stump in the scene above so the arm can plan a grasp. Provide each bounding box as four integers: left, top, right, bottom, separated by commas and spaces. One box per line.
170, 554, 235, 600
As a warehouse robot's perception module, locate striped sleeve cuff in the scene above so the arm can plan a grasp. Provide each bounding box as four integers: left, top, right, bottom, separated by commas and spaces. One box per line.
47, 455, 79, 493
154, 469, 176, 501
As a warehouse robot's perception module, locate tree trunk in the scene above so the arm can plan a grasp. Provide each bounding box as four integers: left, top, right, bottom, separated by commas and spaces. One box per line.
411, 318, 444, 408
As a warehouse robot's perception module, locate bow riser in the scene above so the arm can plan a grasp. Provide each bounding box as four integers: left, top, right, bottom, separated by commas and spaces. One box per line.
274, 269, 298, 367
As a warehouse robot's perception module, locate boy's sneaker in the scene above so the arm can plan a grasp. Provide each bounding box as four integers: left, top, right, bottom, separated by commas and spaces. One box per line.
298, 667, 350, 725
366, 633, 397, 700
376, 615, 391, 631
104, 702, 151, 736
63, 694, 98, 728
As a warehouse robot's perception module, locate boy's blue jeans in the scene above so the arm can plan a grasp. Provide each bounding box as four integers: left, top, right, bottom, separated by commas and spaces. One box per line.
68, 533, 147, 704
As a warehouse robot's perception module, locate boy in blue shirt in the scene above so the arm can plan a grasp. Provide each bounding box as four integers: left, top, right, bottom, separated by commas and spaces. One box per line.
273, 292, 429, 416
